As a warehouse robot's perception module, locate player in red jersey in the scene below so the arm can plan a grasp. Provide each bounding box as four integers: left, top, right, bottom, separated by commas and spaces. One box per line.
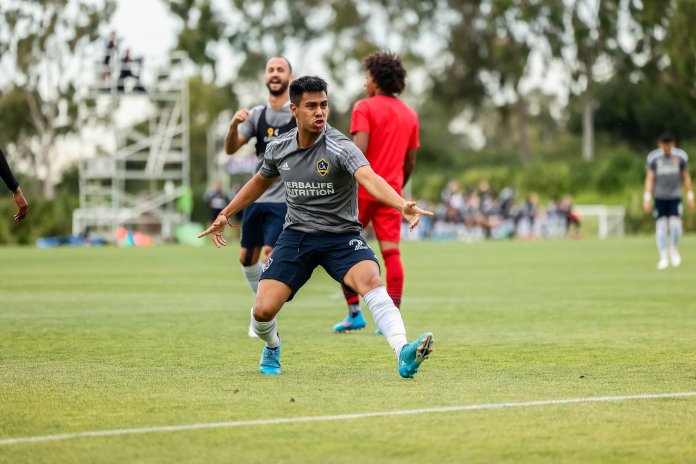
333, 51, 419, 332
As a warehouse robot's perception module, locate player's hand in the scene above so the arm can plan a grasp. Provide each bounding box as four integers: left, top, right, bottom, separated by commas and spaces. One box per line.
12, 187, 28, 222
198, 214, 229, 248
688, 198, 695, 211
400, 201, 434, 231
643, 201, 651, 214
230, 109, 250, 129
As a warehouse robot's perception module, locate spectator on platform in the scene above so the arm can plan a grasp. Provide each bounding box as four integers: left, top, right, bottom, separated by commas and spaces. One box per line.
102, 31, 119, 81
118, 48, 145, 92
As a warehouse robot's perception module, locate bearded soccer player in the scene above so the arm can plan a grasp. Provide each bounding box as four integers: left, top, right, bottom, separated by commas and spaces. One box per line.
643, 133, 694, 269
224, 56, 295, 336
332, 51, 419, 333
200, 76, 434, 378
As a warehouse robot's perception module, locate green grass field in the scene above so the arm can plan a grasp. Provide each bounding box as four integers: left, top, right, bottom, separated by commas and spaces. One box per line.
1, 237, 696, 463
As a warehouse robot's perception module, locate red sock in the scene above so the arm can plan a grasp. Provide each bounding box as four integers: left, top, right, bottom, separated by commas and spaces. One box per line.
342, 284, 359, 306
382, 248, 404, 308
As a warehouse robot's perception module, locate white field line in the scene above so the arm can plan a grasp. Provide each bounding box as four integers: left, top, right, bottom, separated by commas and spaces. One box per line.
2, 391, 695, 446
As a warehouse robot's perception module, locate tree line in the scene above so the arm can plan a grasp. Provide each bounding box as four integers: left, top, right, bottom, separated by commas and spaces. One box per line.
2, 0, 696, 203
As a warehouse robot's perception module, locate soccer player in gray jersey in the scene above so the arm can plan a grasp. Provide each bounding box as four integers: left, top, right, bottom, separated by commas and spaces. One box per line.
200, 76, 435, 379
643, 133, 694, 269
224, 56, 295, 336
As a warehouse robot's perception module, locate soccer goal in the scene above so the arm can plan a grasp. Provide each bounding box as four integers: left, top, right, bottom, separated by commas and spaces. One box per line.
574, 205, 626, 239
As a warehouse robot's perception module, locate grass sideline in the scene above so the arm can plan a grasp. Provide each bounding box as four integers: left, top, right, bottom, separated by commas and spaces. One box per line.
1, 237, 696, 462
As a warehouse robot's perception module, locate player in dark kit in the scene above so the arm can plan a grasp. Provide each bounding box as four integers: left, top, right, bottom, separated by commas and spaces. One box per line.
224, 57, 295, 336
200, 76, 435, 379
332, 51, 419, 333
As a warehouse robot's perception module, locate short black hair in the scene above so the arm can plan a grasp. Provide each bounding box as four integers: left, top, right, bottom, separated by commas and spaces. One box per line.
659, 132, 675, 143
363, 51, 406, 96
289, 76, 328, 105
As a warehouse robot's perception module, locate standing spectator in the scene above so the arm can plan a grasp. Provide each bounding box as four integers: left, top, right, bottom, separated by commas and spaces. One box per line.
102, 31, 118, 82
477, 180, 499, 238
559, 194, 582, 239
517, 192, 539, 238
0, 147, 28, 222
203, 181, 231, 222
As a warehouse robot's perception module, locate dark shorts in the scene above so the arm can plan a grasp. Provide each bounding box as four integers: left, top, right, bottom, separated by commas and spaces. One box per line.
240, 202, 287, 248
260, 229, 380, 301
653, 198, 682, 219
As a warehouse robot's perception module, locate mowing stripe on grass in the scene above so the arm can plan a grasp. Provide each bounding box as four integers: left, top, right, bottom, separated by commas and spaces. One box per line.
2, 391, 695, 446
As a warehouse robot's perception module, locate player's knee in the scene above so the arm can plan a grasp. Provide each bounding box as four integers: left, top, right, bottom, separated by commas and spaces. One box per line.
263, 245, 274, 260
252, 303, 275, 322
363, 274, 383, 293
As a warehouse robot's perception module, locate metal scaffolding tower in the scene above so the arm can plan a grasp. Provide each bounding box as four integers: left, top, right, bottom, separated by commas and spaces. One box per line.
73, 51, 191, 241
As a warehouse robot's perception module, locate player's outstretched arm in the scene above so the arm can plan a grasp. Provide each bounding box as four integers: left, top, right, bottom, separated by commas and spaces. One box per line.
198, 173, 276, 247
224, 109, 250, 155
354, 165, 433, 231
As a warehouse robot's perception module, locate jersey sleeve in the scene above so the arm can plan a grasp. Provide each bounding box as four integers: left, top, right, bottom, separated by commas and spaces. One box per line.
646, 152, 657, 172
0, 148, 20, 192
237, 105, 263, 140
259, 142, 280, 178
338, 142, 370, 176
349, 100, 370, 135
679, 150, 688, 172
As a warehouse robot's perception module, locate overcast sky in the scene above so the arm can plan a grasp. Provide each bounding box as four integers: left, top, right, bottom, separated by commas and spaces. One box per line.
110, 0, 178, 65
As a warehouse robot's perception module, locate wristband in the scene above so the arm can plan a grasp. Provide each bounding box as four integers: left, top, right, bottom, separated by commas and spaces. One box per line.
218, 212, 235, 226
643, 192, 651, 202
688, 191, 694, 201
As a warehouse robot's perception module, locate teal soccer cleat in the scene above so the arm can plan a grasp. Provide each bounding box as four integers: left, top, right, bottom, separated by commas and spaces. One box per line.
259, 338, 281, 375
332, 310, 367, 333
398, 332, 434, 379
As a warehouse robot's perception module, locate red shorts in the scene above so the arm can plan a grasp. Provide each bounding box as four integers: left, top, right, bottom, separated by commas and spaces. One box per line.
358, 198, 402, 243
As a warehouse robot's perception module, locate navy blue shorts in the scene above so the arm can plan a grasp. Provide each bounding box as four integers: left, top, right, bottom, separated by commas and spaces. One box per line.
653, 198, 682, 219
240, 202, 287, 248
260, 229, 380, 301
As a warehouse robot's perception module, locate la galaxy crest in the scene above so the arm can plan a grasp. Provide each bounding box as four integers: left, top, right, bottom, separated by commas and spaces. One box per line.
317, 159, 329, 176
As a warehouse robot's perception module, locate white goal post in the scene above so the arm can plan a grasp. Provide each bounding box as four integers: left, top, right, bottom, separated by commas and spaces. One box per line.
574, 205, 626, 239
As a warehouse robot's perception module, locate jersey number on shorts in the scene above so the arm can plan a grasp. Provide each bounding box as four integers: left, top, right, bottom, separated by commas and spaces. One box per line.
349, 239, 368, 251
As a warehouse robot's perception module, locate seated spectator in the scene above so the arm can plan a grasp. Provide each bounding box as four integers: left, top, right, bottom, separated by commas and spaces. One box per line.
118, 48, 145, 92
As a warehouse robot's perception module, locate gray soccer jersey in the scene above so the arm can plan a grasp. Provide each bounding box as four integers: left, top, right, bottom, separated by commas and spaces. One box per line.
238, 102, 294, 203
259, 124, 370, 234
647, 148, 688, 200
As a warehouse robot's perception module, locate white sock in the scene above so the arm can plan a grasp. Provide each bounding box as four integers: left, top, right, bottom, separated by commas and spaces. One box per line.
250, 309, 279, 348
363, 286, 407, 359
348, 303, 361, 317
656, 217, 668, 260
668, 216, 682, 249
242, 263, 263, 294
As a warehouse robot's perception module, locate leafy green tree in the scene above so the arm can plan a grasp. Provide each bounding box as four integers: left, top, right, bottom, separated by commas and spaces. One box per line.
0, 0, 115, 198
548, 0, 624, 161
